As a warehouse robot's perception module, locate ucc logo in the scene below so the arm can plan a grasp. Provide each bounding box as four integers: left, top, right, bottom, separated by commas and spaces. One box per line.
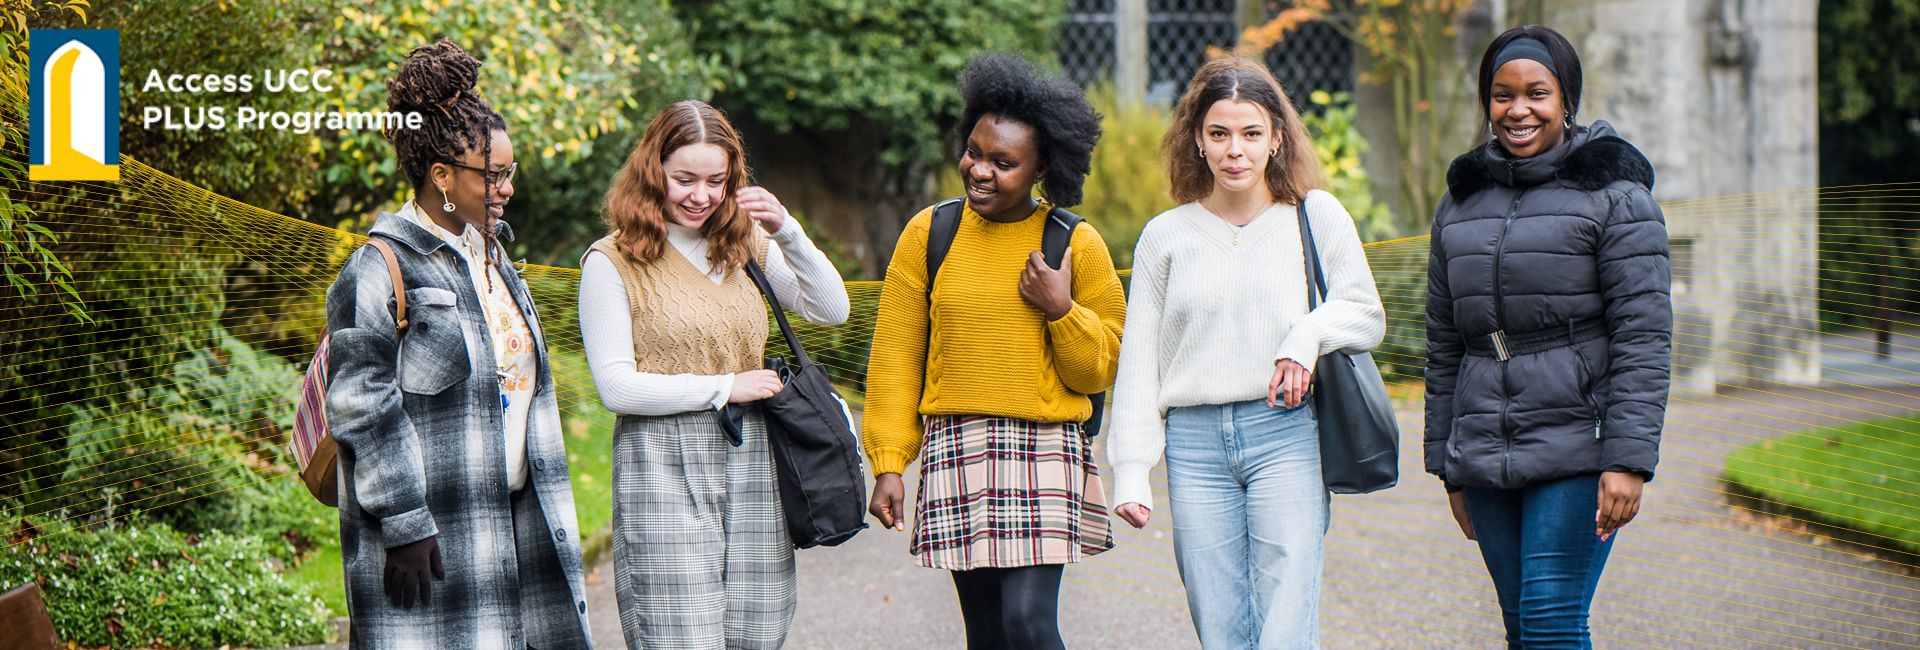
29, 29, 120, 182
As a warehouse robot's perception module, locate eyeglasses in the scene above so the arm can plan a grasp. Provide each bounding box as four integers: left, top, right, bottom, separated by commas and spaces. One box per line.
447, 160, 517, 188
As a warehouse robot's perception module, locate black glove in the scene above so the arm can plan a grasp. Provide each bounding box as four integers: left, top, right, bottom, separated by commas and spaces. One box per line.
384, 535, 445, 609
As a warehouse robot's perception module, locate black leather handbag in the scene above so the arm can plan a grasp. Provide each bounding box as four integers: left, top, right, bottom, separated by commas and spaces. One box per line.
1298, 203, 1400, 494
742, 261, 869, 548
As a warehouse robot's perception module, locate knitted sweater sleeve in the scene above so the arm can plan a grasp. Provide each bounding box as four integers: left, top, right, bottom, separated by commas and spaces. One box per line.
579, 251, 733, 415
761, 217, 851, 325
1274, 190, 1387, 373
860, 210, 935, 476
1105, 219, 1172, 511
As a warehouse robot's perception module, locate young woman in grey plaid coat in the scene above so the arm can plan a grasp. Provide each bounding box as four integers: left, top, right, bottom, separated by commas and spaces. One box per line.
579, 100, 850, 649
324, 40, 592, 649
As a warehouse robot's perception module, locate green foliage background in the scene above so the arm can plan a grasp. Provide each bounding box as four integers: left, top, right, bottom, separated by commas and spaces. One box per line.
1817, 0, 1920, 330
1, 1, 710, 645
676, 0, 1064, 270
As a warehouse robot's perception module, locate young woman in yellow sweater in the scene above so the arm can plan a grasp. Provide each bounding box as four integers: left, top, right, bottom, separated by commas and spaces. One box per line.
863, 53, 1125, 650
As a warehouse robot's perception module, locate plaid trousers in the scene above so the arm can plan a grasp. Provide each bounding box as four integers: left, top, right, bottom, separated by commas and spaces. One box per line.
612, 409, 796, 649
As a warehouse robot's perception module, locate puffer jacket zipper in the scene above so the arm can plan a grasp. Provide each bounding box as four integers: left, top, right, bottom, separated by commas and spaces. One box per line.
1582, 350, 1604, 439
1495, 185, 1524, 486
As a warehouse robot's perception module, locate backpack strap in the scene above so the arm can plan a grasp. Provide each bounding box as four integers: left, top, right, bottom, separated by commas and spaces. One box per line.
1044, 207, 1105, 438
927, 199, 1085, 292
1041, 207, 1083, 269
364, 237, 409, 332
924, 198, 965, 296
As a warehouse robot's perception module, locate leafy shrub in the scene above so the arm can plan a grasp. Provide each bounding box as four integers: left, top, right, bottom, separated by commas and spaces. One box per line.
1300, 91, 1397, 242
0, 518, 330, 648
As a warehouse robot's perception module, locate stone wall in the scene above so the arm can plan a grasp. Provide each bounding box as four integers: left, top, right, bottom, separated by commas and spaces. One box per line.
1352, 0, 1821, 393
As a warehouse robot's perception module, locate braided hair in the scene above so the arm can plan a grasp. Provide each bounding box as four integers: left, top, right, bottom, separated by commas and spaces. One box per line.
385, 39, 508, 281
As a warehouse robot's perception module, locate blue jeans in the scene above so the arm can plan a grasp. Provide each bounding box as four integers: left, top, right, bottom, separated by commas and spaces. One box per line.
1166, 399, 1328, 649
1463, 473, 1617, 649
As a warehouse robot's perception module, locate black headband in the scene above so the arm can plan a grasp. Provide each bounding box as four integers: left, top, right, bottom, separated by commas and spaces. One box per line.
1492, 37, 1558, 79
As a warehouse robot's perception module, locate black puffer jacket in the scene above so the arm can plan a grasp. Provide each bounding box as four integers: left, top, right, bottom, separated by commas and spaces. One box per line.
1423, 121, 1671, 490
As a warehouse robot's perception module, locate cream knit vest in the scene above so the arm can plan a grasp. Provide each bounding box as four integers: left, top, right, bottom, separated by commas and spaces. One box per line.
587, 232, 769, 375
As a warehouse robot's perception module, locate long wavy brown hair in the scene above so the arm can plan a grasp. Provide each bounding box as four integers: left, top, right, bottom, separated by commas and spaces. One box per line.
604, 100, 755, 270
1161, 57, 1323, 206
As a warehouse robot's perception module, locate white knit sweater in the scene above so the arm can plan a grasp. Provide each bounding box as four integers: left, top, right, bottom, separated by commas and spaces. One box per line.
1106, 190, 1386, 510
579, 217, 849, 416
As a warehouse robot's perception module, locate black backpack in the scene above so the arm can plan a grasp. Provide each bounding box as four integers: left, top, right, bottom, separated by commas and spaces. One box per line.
925, 198, 1107, 438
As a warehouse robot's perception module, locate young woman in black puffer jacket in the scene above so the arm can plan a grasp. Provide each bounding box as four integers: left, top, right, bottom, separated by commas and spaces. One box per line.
1424, 24, 1671, 649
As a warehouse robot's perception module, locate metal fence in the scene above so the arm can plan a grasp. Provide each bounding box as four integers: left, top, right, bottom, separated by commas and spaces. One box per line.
1059, 0, 1119, 86
1057, 0, 1354, 109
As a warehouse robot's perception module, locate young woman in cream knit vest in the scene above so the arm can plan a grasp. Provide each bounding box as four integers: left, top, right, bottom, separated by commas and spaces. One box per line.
577, 100, 849, 649
1105, 58, 1385, 649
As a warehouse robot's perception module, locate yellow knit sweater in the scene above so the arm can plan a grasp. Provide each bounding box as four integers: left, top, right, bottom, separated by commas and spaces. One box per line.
861, 201, 1127, 476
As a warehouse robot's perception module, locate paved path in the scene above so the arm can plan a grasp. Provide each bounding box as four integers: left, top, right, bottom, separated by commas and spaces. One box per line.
582, 363, 1920, 648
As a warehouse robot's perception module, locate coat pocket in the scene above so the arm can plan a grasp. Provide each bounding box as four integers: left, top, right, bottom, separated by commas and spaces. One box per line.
399, 286, 470, 395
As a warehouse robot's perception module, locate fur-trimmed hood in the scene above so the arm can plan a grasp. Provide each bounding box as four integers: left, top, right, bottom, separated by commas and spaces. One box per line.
1446, 121, 1655, 201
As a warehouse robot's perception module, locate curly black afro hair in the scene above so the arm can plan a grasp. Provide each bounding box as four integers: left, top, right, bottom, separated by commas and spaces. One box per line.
955, 52, 1103, 207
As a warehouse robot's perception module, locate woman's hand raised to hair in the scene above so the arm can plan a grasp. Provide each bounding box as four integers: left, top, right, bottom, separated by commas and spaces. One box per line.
736, 186, 788, 234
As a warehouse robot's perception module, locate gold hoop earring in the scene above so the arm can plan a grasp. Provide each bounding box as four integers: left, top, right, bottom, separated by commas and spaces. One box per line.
1197, 146, 1205, 159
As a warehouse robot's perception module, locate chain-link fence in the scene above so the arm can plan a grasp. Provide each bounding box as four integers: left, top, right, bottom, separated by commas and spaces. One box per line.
1058, 0, 1353, 109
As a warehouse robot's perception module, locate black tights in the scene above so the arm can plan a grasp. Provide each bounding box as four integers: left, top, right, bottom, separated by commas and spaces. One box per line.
950, 565, 1067, 650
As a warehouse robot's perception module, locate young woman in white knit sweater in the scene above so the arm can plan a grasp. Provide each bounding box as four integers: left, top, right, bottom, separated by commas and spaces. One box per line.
1106, 57, 1385, 649
578, 100, 849, 649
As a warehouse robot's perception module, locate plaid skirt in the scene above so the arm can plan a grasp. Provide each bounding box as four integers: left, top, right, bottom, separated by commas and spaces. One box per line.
910, 415, 1114, 570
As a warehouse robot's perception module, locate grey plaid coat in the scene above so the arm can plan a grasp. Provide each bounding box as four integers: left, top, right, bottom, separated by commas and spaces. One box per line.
325, 212, 591, 649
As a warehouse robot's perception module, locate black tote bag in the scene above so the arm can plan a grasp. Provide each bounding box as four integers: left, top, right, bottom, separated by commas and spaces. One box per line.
743, 261, 869, 548
1298, 203, 1400, 494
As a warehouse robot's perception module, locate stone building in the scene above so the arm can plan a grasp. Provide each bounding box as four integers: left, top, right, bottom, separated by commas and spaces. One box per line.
1535, 0, 1822, 392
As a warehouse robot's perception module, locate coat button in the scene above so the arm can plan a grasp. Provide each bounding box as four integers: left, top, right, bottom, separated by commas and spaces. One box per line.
555, 528, 565, 540
578, 601, 586, 614
534, 458, 546, 471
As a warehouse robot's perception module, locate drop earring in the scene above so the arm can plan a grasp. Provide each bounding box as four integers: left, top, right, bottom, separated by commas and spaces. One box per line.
439, 186, 455, 213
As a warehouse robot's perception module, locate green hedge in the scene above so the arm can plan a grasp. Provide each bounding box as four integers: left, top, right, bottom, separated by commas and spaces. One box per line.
1724, 412, 1920, 555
